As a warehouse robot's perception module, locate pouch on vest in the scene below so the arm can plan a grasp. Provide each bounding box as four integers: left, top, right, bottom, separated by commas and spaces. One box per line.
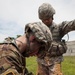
49, 40, 67, 56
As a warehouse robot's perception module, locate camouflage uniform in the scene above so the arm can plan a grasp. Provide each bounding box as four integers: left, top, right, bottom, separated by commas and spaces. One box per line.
0, 43, 26, 75
37, 3, 75, 75
0, 22, 52, 75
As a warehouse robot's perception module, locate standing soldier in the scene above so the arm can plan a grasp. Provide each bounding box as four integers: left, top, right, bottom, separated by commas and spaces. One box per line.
0, 22, 52, 75
36, 3, 75, 75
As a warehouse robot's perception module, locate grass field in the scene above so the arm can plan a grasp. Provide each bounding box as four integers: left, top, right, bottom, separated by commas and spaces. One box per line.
62, 56, 75, 75
26, 56, 75, 75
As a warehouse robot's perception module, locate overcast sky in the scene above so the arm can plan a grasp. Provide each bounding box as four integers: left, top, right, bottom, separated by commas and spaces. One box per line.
0, 0, 75, 42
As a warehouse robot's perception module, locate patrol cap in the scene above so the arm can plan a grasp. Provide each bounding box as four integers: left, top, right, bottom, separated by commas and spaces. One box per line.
38, 3, 55, 19
25, 22, 52, 50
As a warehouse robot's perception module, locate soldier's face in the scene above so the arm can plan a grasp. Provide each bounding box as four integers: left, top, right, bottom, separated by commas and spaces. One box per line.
41, 18, 53, 27
28, 33, 41, 56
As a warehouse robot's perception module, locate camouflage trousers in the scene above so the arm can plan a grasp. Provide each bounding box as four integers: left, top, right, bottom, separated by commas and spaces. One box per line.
36, 63, 63, 75
36, 57, 63, 75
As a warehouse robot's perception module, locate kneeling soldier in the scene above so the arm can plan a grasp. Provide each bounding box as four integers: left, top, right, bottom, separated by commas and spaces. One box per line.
0, 22, 52, 75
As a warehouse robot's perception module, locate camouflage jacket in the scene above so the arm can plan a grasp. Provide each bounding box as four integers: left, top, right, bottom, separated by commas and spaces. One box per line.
50, 19, 75, 41
0, 42, 26, 75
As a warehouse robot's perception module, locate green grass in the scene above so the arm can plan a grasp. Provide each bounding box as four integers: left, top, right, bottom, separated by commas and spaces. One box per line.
26, 56, 37, 74
26, 56, 75, 75
62, 56, 75, 75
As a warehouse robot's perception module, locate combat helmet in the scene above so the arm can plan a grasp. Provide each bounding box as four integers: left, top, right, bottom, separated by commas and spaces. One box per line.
25, 22, 52, 51
38, 3, 55, 19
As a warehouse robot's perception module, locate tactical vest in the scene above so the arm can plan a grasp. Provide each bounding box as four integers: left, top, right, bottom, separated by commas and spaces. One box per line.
0, 42, 26, 75
47, 22, 67, 56
49, 22, 61, 41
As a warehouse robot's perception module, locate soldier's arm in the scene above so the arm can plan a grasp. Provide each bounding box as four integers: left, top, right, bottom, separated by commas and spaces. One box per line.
59, 19, 75, 36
